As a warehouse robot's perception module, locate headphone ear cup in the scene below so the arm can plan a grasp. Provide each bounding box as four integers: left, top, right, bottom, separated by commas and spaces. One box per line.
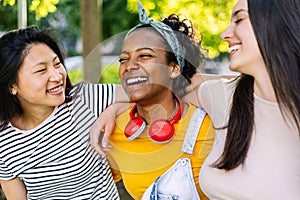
149, 120, 174, 144
124, 116, 146, 140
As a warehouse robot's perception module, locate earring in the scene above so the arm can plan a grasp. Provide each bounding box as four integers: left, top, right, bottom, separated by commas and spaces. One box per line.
11, 89, 17, 95
171, 72, 177, 78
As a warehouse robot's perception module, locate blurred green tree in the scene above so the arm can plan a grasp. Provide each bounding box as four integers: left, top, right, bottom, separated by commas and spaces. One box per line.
0, 0, 80, 57
1, 0, 236, 58
3, 0, 59, 19
127, 0, 236, 58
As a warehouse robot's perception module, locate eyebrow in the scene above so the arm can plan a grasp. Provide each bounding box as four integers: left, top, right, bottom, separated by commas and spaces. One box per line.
232, 9, 248, 17
33, 56, 59, 68
53, 56, 59, 62
120, 47, 156, 55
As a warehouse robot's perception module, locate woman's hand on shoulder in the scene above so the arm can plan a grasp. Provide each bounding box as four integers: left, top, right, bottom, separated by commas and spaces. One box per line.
90, 105, 116, 156
89, 102, 133, 156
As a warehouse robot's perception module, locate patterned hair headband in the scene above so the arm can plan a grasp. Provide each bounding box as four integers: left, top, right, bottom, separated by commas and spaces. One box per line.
125, 2, 186, 70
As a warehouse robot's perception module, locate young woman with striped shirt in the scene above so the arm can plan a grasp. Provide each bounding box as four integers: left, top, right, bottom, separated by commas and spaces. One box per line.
0, 26, 121, 199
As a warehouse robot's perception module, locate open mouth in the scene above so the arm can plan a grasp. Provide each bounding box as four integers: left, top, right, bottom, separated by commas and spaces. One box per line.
229, 45, 241, 54
126, 76, 148, 86
47, 85, 64, 94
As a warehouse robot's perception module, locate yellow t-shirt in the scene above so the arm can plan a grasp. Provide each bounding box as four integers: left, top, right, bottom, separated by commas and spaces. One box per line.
108, 104, 215, 199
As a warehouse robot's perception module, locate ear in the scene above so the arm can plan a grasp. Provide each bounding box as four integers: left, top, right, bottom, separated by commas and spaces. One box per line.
169, 62, 180, 79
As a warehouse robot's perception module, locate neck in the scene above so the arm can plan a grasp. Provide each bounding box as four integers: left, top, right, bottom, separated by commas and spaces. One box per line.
253, 73, 276, 102
136, 95, 178, 125
11, 106, 55, 130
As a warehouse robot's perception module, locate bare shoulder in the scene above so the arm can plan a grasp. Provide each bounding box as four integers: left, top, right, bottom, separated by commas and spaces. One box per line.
197, 73, 236, 81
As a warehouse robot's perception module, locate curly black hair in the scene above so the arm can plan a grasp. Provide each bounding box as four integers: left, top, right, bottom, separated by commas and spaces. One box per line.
161, 14, 206, 96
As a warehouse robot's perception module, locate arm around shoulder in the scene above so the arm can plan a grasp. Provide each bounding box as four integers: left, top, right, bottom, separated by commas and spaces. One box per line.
187, 73, 236, 94
115, 84, 130, 102
182, 73, 236, 108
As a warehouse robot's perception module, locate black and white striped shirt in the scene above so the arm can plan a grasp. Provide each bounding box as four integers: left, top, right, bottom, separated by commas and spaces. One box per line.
0, 83, 119, 199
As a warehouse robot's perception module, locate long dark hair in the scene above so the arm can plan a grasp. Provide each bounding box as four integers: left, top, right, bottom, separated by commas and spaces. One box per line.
214, 0, 300, 170
0, 26, 73, 131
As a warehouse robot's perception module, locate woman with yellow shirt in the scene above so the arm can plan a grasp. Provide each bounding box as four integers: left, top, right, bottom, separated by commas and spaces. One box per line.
101, 3, 214, 199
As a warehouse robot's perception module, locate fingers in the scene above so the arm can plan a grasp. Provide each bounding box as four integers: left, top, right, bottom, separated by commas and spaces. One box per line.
90, 120, 106, 156
100, 116, 116, 151
89, 105, 117, 156
101, 135, 112, 153
101, 134, 112, 149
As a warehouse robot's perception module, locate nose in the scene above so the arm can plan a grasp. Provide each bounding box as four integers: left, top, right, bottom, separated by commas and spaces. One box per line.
119, 58, 140, 77
126, 58, 140, 71
221, 24, 233, 42
49, 66, 63, 82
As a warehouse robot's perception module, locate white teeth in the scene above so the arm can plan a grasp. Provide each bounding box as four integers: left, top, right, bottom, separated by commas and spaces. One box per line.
229, 45, 241, 53
127, 77, 147, 84
48, 86, 62, 93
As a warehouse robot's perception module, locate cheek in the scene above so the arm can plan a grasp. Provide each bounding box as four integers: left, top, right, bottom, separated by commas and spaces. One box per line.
241, 22, 257, 45
17, 77, 46, 97
150, 66, 170, 85
59, 68, 68, 87
244, 30, 261, 59
118, 68, 127, 87
118, 63, 129, 76
120, 76, 126, 87
61, 67, 68, 79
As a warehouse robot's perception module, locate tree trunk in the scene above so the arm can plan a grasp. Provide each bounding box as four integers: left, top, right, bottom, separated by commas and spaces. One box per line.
80, 0, 102, 83
17, 0, 27, 28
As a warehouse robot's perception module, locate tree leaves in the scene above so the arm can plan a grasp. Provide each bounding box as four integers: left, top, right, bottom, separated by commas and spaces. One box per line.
127, 0, 237, 58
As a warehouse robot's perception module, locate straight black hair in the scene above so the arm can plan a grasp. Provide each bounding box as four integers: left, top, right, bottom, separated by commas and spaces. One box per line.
0, 26, 73, 131
214, 0, 300, 170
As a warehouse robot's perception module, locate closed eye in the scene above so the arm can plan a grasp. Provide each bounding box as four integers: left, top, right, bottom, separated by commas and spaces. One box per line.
35, 68, 46, 73
119, 58, 128, 63
54, 62, 63, 68
232, 9, 248, 24
139, 54, 152, 58
234, 18, 243, 24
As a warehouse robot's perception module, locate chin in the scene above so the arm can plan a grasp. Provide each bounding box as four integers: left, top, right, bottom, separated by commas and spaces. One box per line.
126, 88, 148, 101
128, 92, 148, 104
228, 63, 240, 73
129, 95, 142, 103
55, 96, 66, 106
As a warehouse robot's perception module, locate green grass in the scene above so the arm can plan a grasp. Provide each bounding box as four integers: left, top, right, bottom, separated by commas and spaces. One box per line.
100, 64, 121, 84
68, 63, 120, 84
68, 68, 84, 84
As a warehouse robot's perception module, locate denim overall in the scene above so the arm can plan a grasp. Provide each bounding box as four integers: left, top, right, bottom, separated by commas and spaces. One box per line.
142, 108, 206, 200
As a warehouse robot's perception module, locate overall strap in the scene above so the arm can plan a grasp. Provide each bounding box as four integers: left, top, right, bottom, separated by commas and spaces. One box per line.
181, 108, 206, 154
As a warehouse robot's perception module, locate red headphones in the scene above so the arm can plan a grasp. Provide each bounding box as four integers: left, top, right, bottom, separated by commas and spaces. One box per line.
124, 95, 183, 144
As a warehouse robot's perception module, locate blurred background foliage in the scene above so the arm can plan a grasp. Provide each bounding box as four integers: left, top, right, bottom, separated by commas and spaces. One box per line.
127, 0, 235, 58
0, 0, 235, 84
1, 0, 235, 57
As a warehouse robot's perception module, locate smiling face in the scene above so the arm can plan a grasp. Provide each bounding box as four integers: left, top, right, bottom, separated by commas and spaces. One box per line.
11, 43, 67, 113
119, 28, 177, 105
221, 0, 265, 76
